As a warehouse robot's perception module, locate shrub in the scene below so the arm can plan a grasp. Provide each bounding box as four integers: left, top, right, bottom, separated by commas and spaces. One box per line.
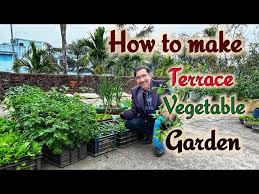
4, 85, 99, 154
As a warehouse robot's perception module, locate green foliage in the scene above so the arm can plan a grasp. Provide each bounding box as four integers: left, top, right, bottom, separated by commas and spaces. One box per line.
193, 87, 233, 101
107, 54, 145, 76
95, 76, 125, 112
12, 42, 60, 74
96, 114, 112, 121
204, 27, 217, 37
153, 114, 183, 143
234, 69, 259, 100
4, 85, 98, 155
96, 122, 114, 137
97, 76, 115, 111
113, 119, 127, 132
152, 105, 183, 129
120, 98, 132, 110
155, 55, 178, 77
67, 40, 89, 75
0, 117, 16, 134
111, 76, 124, 107
4, 84, 44, 98
0, 132, 41, 167
240, 114, 259, 121
58, 85, 69, 93
79, 27, 108, 74
94, 119, 127, 137
245, 120, 259, 125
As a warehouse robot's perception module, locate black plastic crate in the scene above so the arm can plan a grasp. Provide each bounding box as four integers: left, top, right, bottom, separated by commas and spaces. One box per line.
252, 125, 259, 133
115, 130, 140, 148
0, 154, 42, 170
116, 137, 139, 148
116, 130, 132, 139
42, 142, 87, 168
87, 133, 116, 156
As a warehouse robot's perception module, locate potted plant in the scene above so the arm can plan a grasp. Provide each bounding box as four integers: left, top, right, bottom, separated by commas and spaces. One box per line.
87, 121, 116, 156
243, 115, 256, 129
0, 132, 42, 170
95, 76, 127, 114
113, 119, 139, 148
4, 85, 98, 167
96, 113, 113, 122
239, 115, 253, 124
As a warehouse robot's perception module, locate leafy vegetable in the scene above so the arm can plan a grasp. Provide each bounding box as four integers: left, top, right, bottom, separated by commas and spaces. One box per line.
0, 132, 41, 167
4, 85, 99, 155
96, 114, 112, 121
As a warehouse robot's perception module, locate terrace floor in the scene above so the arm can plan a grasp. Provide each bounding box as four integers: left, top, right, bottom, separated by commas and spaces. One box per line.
41, 115, 259, 170
1, 96, 258, 170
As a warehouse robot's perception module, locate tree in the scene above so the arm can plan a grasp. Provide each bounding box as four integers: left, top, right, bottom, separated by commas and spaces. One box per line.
79, 27, 108, 74
60, 24, 68, 74
105, 25, 154, 76
155, 55, 176, 77
117, 24, 154, 38
67, 39, 89, 75
107, 54, 144, 76
13, 42, 59, 74
146, 51, 163, 76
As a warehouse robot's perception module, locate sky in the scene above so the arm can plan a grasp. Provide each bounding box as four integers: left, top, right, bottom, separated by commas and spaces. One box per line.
0, 24, 258, 48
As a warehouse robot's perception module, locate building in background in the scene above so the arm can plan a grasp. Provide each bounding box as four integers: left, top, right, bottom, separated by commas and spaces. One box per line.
0, 38, 45, 73
0, 38, 91, 75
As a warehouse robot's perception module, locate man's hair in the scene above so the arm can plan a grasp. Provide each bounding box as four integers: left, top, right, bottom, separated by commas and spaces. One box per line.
134, 65, 151, 77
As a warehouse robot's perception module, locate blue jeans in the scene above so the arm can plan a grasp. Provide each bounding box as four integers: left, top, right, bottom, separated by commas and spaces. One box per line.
125, 117, 155, 136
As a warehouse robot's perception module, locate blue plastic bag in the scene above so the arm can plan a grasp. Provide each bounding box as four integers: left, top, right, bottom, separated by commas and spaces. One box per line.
153, 115, 165, 149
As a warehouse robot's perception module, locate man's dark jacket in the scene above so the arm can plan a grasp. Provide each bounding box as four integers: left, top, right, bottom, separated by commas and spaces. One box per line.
122, 80, 166, 120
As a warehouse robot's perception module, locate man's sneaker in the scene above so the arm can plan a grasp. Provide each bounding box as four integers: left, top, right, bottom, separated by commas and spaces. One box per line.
154, 147, 164, 157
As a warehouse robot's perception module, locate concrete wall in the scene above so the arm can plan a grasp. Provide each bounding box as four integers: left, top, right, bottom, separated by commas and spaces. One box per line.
0, 71, 169, 99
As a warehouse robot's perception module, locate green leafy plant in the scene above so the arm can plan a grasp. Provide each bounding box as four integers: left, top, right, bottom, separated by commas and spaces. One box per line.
15, 162, 33, 170
113, 119, 127, 133
120, 98, 132, 110
234, 69, 259, 100
58, 85, 69, 93
96, 121, 114, 137
0, 117, 16, 134
95, 76, 126, 114
96, 114, 112, 121
0, 132, 41, 167
113, 76, 124, 107
96, 76, 115, 112
4, 85, 99, 155
240, 114, 259, 122
152, 104, 183, 142
244, 120, 259, 126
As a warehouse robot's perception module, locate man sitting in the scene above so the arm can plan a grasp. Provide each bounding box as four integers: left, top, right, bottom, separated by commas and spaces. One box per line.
120, 65, 166, 157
